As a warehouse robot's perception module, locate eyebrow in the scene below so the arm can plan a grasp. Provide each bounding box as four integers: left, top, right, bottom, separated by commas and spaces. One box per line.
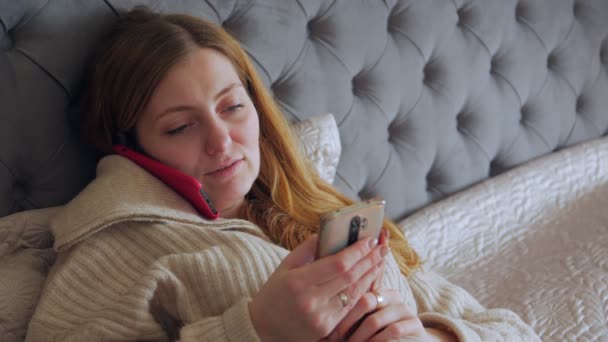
155, 82, 243, 121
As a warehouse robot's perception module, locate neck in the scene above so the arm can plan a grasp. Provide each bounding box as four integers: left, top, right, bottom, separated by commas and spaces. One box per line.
220, 199, 245, 219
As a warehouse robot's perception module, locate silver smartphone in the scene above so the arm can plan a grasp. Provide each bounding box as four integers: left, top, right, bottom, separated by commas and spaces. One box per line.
316, 198, 386, 259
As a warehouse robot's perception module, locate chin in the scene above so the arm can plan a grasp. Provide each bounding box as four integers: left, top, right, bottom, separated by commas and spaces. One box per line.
211, 183, 254, 212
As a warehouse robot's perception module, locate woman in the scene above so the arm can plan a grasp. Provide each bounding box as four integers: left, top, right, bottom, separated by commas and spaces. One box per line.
26, 7, 539, 342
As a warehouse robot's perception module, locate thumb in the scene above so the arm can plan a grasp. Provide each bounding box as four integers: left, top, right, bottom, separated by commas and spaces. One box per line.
278, 234, 319, 270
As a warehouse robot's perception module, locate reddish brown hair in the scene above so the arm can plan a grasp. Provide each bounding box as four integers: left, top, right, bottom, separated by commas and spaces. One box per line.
83, 7, 420, 276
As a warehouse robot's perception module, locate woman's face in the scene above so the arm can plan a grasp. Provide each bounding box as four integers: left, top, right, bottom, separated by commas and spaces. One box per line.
135, 47, 260, 219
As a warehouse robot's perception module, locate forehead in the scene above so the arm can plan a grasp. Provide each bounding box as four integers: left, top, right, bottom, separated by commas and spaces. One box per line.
166, 47, 239, 90
138, 48, 247, 122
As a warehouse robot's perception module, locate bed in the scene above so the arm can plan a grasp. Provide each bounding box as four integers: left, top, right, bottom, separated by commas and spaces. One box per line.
1, 0, 607, 340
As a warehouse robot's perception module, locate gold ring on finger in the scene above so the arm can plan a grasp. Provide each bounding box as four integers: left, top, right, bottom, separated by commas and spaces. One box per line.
372, 289, 385, 309
339, 292, 349, 307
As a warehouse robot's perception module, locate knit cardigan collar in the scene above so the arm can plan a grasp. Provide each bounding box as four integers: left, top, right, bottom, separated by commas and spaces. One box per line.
51, 155, 258, 252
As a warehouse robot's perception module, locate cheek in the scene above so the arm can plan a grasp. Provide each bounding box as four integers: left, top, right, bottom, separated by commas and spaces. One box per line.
235, 110, 260, 148
140, 134, 201, 176
239, 111, 260, 174
165, 147, 200, 171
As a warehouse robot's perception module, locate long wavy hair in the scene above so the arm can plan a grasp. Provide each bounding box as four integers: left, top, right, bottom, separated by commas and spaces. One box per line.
82, 7, 420, 276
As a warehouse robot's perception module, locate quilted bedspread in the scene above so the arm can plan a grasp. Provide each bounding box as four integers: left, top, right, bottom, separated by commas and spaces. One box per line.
400, 136, 608, 341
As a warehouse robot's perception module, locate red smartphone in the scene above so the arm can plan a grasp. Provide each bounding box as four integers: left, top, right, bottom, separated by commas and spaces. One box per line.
112, 144, 219, 220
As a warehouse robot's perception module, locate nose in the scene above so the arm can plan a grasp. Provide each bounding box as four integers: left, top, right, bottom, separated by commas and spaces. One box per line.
204, 119, 232, 156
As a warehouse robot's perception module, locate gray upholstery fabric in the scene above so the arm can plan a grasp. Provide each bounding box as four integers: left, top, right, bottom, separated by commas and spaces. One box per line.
2, 0, 608, 220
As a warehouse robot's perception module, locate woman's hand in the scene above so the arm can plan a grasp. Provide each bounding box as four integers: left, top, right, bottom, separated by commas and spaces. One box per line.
327, 288, 427, 342
249, 234, 389, 342
327, 229, 450, 342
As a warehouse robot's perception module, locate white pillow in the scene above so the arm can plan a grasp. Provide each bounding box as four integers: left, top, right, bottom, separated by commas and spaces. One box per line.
291, 113, 341, 184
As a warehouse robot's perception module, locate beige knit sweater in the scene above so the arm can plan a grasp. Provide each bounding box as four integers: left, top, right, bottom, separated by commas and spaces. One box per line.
26, 155, 539, 342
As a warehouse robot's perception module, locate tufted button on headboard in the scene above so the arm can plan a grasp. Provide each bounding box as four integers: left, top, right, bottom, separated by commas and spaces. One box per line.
2, 0, 608, 221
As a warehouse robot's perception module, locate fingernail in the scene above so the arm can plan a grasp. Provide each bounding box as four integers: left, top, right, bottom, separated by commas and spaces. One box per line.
380, 246, 389, 257
369, 238, 378, 249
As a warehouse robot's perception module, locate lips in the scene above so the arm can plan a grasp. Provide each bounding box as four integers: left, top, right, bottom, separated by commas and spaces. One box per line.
207, 159, 240, 174
205, 159, 243, 177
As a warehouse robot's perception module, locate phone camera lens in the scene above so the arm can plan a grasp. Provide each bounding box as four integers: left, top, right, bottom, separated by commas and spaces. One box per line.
348, 216, 361, 245
361, 217, 368, 230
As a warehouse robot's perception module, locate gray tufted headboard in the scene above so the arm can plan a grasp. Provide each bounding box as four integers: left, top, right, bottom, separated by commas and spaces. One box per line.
2, 0, 608, 221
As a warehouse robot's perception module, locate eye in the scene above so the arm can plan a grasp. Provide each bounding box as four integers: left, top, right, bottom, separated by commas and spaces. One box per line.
166, 124, 189, 136
224, 104, 244, 113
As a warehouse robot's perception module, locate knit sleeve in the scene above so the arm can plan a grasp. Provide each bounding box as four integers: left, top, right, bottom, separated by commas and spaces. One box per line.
146, 249, 269, 342
407, 268, 540, 342
26, 224, 284, 342
27, 298, 261, 342
179, 298, 260, 342
119, 234, 281, 342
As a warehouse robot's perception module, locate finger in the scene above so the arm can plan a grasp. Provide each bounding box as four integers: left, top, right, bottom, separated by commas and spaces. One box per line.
304, 237, 379, 284
278, 234, 319, 270
322, 244, 388, 296
331, 289, 401, 341
371, 260, 386, 291
332, 261, 391, 320
367, 319, 425, 342
378, 228, 388, 245
327, 259, 384, 316
329, 292, 378, 341
348, 292, 416, 342
372, 230, 390, 290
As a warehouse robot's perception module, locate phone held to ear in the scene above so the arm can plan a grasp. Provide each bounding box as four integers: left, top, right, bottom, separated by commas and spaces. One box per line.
316, 198, 385, 259
112, 144, 220, 220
